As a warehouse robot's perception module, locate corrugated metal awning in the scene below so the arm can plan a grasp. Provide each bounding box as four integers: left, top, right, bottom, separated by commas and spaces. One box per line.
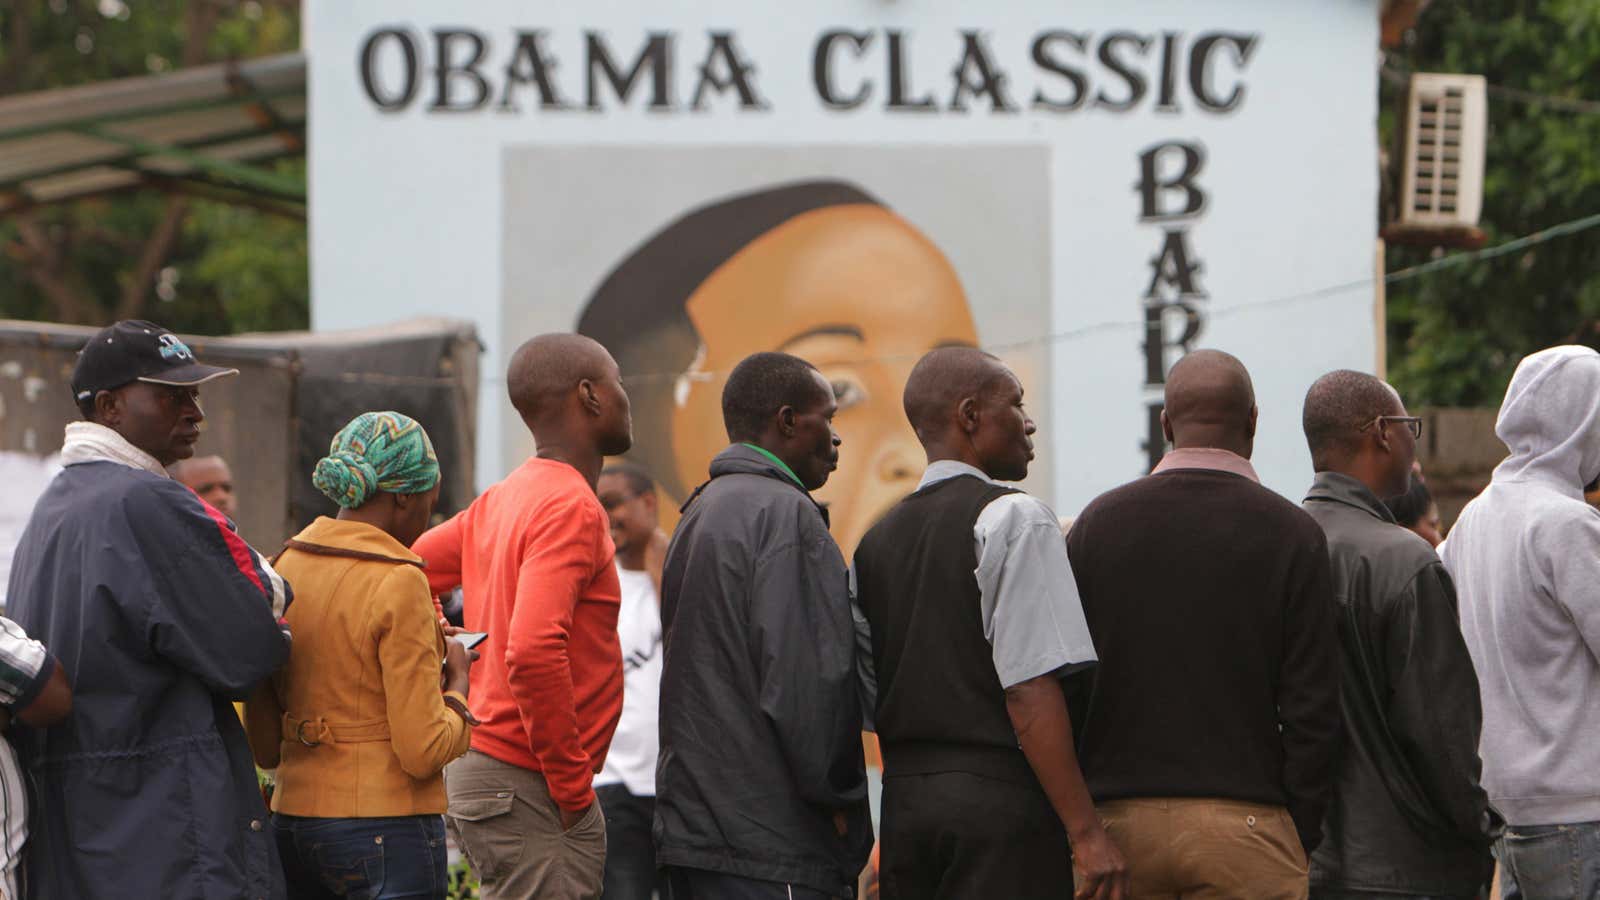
0, 53, 305, 217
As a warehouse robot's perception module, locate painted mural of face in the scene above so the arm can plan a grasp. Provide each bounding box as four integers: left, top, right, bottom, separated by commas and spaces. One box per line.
670, 204, 978, 554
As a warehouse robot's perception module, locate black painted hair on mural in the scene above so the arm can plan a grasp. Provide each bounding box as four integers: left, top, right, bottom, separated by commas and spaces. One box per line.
575, 180, 880, 497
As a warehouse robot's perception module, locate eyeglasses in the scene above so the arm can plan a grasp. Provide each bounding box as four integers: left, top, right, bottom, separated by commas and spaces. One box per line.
1359, 415, 1423, 439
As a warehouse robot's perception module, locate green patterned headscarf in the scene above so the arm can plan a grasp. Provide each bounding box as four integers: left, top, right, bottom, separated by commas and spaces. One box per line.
313, 411, 440, 509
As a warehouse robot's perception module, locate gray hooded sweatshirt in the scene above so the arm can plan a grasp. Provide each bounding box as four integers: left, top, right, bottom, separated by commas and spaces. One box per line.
1440, 345, 1600, 826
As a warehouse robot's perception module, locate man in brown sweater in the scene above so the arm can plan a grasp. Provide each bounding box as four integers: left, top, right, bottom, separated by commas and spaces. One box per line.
1066, 349, 1341, 899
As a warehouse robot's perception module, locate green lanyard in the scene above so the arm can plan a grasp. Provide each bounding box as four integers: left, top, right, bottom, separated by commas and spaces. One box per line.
740, 443, 805, 489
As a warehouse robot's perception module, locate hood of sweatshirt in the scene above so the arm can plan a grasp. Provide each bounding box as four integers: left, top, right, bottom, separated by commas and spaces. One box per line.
1492, 345, 1600, 494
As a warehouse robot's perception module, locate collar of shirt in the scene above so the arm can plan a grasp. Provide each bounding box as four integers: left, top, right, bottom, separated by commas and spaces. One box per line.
738, 443, 806, 489
1304, 470, 1397, 523
1151, 447, 1261, 483
917, 459, 996, 491
59, 421, 169, 479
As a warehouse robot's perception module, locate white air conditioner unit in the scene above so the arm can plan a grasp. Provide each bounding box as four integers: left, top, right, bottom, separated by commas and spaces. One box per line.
1399, 73, 1487, 228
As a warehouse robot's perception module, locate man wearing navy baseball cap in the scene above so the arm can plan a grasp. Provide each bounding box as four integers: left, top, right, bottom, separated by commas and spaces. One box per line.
6, 320, 292, 900
68, 319, 239, 466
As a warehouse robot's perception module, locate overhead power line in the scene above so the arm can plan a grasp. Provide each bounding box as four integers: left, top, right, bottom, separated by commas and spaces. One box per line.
1385, 210, 1600, 282
1382, 55, 1600, 115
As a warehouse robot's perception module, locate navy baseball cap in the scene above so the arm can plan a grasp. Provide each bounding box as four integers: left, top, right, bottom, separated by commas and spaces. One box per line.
70, 320, 238, 405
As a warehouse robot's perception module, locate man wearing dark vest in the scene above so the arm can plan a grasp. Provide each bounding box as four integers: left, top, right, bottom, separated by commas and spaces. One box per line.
1067, 349, 1341, 899
853, 347, 1127, 900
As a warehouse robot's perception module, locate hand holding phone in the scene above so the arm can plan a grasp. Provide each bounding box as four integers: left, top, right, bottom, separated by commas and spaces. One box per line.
442, 636, 480, 701
451, 631, 488, 650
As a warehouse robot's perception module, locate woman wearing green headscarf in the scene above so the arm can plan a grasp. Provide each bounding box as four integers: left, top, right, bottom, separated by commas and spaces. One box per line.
245, 412, 475, 900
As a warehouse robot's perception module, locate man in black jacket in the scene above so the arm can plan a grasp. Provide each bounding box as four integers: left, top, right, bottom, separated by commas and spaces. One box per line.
1300, 370, 1497, 899
656, 351, 871, 900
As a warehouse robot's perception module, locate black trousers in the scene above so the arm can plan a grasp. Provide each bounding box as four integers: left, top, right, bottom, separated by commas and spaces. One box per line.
662, 866, 838, 900
880, 771, 1073, 900
597, 784, 665, 900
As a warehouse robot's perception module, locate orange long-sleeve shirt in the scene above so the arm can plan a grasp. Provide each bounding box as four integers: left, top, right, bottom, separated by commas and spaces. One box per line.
413, 458, 623, 812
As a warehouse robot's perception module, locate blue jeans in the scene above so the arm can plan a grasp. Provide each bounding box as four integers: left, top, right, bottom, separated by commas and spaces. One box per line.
1498, 821, 1600, 900
274, 813, 448, 900
597, 784, 663, 900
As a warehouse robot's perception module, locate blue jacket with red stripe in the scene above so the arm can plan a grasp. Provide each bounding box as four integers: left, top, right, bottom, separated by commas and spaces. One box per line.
6, 460, 291, 900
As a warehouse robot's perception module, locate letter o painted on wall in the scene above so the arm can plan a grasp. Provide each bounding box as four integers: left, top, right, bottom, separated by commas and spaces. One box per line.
360, 28, 420, 111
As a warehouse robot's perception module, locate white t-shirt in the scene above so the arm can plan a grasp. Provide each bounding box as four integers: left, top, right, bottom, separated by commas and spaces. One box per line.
0, 452, 60, 612
595, 565, 662, 797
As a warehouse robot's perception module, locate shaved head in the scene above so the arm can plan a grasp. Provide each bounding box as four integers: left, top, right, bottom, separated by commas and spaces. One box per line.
506, 332, 633, 460
903, 346, 1009, 441
171, 454, 236, 518
1302, 369, 1402, 470
1162, 350, 1257, 454
170, 454, 228, 482
507, 333, 615, 423
903, 346, 1035, 481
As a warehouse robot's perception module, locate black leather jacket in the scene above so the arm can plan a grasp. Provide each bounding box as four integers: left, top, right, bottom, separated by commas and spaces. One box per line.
1302, 472, 1499, 895
655, 445, 873, 897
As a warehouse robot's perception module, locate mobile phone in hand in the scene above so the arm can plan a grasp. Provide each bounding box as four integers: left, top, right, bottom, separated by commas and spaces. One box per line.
452, 631, 488, 650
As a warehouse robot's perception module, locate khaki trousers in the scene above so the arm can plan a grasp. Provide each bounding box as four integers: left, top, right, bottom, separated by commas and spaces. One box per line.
1097, 797, 1309, 900
445, 749, 607, 900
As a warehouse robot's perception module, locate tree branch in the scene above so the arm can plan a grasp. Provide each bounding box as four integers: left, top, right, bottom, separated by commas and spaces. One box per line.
183, 0, 228, 66
9, 214, 90, 323
104, 0, 225, 321
116, 197, 190, 321
1, 5, 34, 94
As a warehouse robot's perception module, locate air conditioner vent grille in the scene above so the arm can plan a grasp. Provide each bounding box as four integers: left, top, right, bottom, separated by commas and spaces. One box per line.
1399, 73, 1487, 228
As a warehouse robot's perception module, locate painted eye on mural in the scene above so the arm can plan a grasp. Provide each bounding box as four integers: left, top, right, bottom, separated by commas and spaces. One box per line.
830, 378, 867, 412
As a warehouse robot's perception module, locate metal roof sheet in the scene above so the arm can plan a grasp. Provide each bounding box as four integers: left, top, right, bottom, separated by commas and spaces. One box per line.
0, 53, 305, 215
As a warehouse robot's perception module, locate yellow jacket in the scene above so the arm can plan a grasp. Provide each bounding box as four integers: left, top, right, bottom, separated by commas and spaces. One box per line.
246, 516, 471, 817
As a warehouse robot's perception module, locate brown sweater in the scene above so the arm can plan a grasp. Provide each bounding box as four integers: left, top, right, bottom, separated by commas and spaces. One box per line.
1066, 468, 1341, 852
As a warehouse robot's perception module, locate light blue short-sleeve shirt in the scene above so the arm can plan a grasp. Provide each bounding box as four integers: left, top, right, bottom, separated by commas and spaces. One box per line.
850, 461, 1099, 725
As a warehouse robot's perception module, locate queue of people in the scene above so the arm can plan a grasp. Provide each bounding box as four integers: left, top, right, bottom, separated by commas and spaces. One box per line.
1, 318, 1599, 900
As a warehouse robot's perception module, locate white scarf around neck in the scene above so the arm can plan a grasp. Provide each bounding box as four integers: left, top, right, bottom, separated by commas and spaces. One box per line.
59, 421, 170, 479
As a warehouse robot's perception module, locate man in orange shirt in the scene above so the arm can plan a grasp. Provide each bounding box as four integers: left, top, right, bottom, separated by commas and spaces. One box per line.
413, 333, 633, 900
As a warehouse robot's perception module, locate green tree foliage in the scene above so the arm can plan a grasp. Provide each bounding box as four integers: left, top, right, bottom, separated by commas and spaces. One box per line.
0, 0, 306, 334
1386, 1, 1600, 406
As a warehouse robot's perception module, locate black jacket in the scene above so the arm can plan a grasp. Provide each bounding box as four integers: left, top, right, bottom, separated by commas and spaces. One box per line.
1302, 472, 1498, 895
655, 445, 872, 896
